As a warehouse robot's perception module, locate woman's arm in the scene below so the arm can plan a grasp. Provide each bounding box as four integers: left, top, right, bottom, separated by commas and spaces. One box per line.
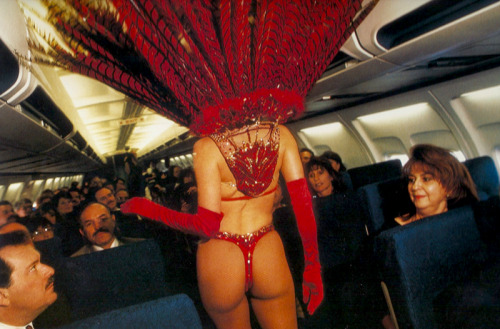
119, 138, 223, 238
280, 126, 305, 182
193, 137, 222, 213
279, 125, 324, 315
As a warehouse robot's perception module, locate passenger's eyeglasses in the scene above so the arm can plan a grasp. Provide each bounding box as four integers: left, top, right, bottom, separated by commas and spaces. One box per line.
31, 226, 53, 239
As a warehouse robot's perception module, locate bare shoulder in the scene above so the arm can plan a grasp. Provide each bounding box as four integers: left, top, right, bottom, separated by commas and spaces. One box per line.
278, 124, 292, 138
193, 137, 217, 151
278, 124, 296, 144
193, 136, 217, 155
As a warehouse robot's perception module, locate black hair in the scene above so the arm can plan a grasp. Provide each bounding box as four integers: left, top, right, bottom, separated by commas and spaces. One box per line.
0, 201, 12, 207
322, 151, 347, 172
68, 186, 81, 195
25, 214, 54, 234
0, 230, 31, 288
305, 156, 348, 194
14, 198, 33, 211
51, 191, 72, 209
299, 148, 314, 156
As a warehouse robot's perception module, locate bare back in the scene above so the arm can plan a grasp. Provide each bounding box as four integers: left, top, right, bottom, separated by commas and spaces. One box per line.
194, 124, 303, 235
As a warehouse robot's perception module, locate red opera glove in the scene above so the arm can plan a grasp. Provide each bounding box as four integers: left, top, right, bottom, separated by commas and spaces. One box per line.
287, 178, 324, 315
120, 197, 222, 238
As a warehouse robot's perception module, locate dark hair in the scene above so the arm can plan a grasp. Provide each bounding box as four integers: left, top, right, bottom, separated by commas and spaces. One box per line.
0, 201, 12, 207
39, 202, 56, 215
403, 144, 479, 208
88, 186, 113, 201
68, 187, 81, 195
180, 167, 196, 184
14, 198, 33, 211
25, 214, 53, 234
113, 178, 126, 190
299, 148, 314, 156
305, 156, 347, 195
51, 191, 72, 208
0, 230, 31, 288
322, 151, 347, 172
77, 201, 110, 225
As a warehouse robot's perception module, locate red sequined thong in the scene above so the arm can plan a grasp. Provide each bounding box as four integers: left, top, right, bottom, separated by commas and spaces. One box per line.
211, 122, 279, 198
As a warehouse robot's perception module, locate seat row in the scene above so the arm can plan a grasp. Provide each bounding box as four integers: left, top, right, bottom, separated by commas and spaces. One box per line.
311, 155, 499, 329
33, 237, 203, 329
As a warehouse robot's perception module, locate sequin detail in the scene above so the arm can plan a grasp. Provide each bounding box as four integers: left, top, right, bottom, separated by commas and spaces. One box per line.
215, 224, 274, 291
211, 122, 279, 197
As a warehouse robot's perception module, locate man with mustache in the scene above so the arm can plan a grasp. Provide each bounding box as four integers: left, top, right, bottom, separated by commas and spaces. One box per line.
72, 202, 142, 257
0, 225, 57, 328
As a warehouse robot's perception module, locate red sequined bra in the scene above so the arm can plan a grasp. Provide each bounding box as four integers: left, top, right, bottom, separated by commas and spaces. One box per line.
211, 121, 279, 198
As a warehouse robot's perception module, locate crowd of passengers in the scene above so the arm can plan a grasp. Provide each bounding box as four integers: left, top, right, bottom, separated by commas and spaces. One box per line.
0, 158, 199, 256
0, 143, 498, 328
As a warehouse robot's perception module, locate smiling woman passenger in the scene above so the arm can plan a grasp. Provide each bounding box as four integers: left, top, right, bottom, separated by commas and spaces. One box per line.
395, 144, 479, 225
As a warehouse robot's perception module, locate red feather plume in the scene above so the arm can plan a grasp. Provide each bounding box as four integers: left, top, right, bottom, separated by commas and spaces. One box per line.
20, 0, 377, 135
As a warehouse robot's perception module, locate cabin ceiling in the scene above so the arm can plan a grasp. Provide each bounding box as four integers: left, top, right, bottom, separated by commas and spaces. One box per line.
54, 70, 189, 159
5, 0, 500, 170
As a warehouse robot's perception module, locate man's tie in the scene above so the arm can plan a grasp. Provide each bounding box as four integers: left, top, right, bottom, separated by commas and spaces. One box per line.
26, 325, 34, 329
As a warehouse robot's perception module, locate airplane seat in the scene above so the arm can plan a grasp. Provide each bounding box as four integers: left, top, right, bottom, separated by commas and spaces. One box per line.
347, 159, 402, 190
309, 192, 386, 328
54, 294, 202, 329
314, 191, 368, 269
463, 156, 500, 201
34, 236, 64, 268
358, 177, 413, 236
55, 239, 172, 322
339, 171, 354, 191
374, 206, 489, 329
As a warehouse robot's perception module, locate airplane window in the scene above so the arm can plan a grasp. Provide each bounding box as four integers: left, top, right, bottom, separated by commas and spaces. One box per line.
53, 177, 61, 190
355, 103, 463, 161
451, 150, 466, 162
31, 180, 45, 202
299, 122, 370, 169
4, 183, 24, 203
453, 85, 500, 159
44, 178, 54, 191
0, 186, 5, 201
495, 146, 500, 169
385, 154, 409, 166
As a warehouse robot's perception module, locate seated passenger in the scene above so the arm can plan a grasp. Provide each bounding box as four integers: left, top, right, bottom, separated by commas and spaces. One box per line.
14, 198, 33, 223
68, 187, 83, 211
383, 144, 479, 329
52, 192, 84, 256
36, 190, 54, 209
92, 186, 148, 238
27, 215, 55, 243
305, 156, 347, 198
0, 228, 57, 328
114, 177, 127, 192
0, 201, 16, 226
93, 186, 120, 212
395, 144, 479, 225
115, 189, 130, 207
72, 202, 142, 257
299, 147, 314, 165
322, 150, 347, 172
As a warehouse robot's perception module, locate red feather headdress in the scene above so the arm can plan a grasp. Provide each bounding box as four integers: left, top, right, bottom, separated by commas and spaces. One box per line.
20, 0, 376, 135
